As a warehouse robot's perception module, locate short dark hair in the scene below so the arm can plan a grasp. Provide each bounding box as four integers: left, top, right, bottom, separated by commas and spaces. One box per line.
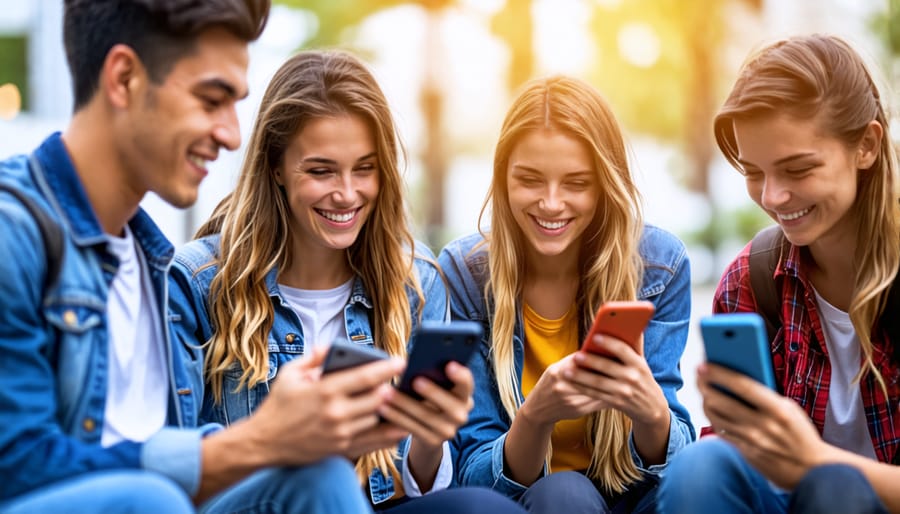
63, 0, 270, 111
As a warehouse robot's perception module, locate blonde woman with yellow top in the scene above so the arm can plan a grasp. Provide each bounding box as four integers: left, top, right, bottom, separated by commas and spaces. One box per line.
438, 76, 695, 513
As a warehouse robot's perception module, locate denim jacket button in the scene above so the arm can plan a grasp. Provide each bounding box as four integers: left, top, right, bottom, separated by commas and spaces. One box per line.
285, 333, 296, 343
63, 310, 77, 327
82, 417, 96, 432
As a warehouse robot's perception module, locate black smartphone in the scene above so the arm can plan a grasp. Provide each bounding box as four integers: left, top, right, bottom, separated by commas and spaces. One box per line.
321, 339, 389, 375
700, 313, 777, 407
396, 320, 482, 400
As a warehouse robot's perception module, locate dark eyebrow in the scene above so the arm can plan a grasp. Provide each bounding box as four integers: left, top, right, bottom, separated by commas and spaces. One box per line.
302, 152, 377, 166
737, 152, 817, 168
197, 78, 248, 100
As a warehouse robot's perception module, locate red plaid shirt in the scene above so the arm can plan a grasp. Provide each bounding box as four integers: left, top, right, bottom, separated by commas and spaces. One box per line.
712, 240, 900, 463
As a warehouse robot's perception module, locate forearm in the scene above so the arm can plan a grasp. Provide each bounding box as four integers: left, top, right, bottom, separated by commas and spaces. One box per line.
503, 407, 553, 485
195, 420, 273, 503
820, 447, 900, 513
406, 438, 443, 493
630, 409, 671, 465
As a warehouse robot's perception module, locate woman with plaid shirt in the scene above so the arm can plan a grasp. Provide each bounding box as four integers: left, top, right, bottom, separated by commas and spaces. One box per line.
658, 35, 899, 514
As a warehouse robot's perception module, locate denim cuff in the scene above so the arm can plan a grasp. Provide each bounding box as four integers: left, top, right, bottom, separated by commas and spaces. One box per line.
490, 432, 547, 498
141, 427, 206, 496
628, 409, 691, 475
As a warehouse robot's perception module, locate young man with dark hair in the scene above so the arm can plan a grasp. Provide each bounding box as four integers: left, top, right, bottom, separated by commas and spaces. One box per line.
0, 1, 402, 512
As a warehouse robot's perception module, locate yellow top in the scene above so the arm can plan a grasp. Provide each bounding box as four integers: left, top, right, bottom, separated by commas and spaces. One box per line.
521, 303, 591, 472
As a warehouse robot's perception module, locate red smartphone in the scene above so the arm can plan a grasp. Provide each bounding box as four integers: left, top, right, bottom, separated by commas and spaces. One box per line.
580, 300, 655, 357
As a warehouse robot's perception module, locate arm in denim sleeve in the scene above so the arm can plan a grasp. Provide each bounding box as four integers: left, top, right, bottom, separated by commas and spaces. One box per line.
412, 244, 450, 324
439, 237, 537, 499
628, 230, 696, 474
0, 199, 143, 500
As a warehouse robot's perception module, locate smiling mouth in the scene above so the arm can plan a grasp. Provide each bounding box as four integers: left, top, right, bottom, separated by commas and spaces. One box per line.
316, 208, 358, 223
187, 153, 210, 170
533, 216, 571, 230
778, 206, 812, 221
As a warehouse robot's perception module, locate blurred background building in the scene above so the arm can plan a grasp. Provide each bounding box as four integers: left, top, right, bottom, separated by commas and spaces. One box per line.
0, 0, 893, 431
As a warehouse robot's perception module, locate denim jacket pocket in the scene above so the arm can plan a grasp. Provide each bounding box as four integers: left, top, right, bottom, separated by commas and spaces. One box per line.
43, 298, 105, 433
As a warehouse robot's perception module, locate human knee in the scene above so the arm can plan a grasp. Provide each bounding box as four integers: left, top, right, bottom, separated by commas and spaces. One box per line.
520, 471, 605, 513
791, 464, 885, 514
664, 437, 745, 485
105, 471, 194, 514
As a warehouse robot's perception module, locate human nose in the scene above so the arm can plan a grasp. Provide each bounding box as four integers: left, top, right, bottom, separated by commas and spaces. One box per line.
538, 183, 564, 213
760, 174, 790, 210
332, 172, 358, 204
212, 105, 241, 151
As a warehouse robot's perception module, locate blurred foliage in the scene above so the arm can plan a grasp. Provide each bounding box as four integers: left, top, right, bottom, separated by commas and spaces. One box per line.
277, 0, 455, 46
683, 203, 772, 251
871, 0, 900, 56
0, 36, 28, 111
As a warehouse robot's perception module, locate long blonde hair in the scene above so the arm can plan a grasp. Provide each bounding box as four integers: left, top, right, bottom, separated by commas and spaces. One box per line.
197, 50, 423, 486
478, 76, 644, 493
714, 34, 900, 390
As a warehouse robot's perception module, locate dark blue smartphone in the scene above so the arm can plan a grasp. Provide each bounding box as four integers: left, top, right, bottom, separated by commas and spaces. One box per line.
322, 339, 389, 375
700, 313, 777, 406
396, 320, 482, 400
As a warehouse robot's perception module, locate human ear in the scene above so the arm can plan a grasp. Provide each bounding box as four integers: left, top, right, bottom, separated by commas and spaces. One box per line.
273, 166, 284, 186
856, 120, 883, 170
102, 44, 145, 109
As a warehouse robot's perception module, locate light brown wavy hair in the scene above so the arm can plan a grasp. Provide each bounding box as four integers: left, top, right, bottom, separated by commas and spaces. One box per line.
477, 76, 644, 493
714, 34, 900, 391
195, 50, 422, 487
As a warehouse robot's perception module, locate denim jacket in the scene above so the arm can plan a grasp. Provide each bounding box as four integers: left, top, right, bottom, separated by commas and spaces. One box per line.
167, 234, 449, 504
0, 133, 209, 502
438, 225, 695, 498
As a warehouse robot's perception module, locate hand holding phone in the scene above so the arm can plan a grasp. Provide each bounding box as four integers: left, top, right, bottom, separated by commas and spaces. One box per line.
701, 313, 776, 407
580, 300, 655, 358
395, 320, 482, 400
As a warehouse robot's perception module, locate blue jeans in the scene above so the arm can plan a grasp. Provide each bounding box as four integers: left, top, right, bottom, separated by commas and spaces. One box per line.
0, 470, 194, 514
789, 464, 888, 514
518, 470, 659, 514
378, 487, 527, 513
200, 457, 371, 513
2, 457, 369, 514
657, 437, 790, 514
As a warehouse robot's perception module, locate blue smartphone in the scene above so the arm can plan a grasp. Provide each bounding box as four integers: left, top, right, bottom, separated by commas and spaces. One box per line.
322, 339, 389, 375
396, 320, 483, 400
700, 313, 777, 400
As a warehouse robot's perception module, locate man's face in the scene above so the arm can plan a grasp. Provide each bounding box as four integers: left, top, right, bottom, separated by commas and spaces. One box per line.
121, 27, 249, 208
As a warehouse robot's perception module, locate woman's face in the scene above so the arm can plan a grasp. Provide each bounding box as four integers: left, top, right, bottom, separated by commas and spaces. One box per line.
276, 114, 380, 255
506, 129, 599, 266
732, 113, 879, 249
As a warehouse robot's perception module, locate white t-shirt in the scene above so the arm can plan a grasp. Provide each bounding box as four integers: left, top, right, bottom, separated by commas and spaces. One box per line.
101, 226, 168, 447
279, 279, 353, 350
815, 289, 877, 459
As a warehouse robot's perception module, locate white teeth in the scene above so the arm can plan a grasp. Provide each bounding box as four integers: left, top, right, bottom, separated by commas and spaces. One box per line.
779, 207, 811, 221
536, 218, 567, 230
188, 155, 207, 169
320, 210, 355, 223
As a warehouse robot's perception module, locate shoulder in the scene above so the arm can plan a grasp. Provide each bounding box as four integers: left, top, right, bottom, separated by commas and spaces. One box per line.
173, 234, 221, 276
439, 232, 488, 270
716, 240, 753, 296
411, 239, 441, 282
638, 224, 687, 269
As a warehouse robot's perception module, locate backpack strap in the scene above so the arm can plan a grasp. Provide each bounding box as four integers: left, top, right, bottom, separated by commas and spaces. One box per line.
748, 225, 786, 342
0, 179, 64, 297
